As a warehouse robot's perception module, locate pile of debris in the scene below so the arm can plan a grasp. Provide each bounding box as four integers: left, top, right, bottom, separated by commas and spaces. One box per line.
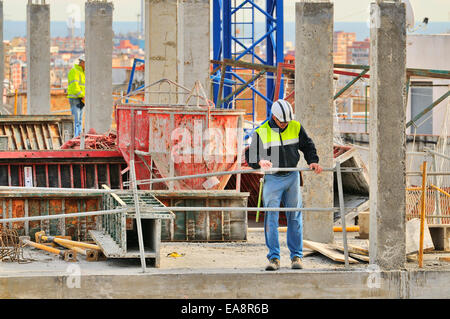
61, 128, 117, 150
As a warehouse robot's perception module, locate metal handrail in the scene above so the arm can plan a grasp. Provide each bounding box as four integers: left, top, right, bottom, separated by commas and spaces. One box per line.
123, 166, 362, 187
0, 165, 361, 270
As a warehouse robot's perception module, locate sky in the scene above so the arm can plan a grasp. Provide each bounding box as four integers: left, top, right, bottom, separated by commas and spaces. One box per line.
2, 0, 450, 23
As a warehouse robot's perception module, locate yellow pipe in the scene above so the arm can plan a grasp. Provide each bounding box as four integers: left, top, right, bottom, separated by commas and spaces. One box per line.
38, 232, 101, 251
333, 226, 360, 232
419, 161, 427, 269
406, 187, 421, 191
22, 238, 77, 261
430, 184, 450, 198
13, 89, 18, 115
62, 243, 98, 261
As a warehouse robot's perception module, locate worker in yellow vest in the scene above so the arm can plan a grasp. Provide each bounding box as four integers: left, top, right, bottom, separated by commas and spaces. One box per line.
67, 55, 85, 137
245, 99, 322, 271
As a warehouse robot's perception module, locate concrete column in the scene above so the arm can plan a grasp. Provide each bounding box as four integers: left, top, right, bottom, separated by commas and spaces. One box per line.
295, 1, 334, 243
0, 1, 3, 107
85, 1, 113, 134
145, 0, 178, 104
26, 2, 50, 114
369, 2, 407, 270
178, 0, 210, 94
145, 0, 210, 103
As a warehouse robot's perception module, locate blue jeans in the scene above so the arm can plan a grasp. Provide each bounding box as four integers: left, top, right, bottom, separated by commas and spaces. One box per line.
69, 98, 84, 137
263, 171, 303, 261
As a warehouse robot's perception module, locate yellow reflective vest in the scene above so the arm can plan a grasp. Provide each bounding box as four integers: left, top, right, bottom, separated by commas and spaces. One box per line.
67, 64, 85, 99
255, 120, 301, 149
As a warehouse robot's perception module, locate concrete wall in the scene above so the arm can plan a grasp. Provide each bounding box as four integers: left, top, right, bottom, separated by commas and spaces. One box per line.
406, 34, 450, 135
26, 3, 50, 114
2, 269, 450, 299
85, 1, 114, 134
295, 1, 334, 243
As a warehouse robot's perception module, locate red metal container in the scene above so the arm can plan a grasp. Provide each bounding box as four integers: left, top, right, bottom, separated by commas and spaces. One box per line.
115, 104, 244, 191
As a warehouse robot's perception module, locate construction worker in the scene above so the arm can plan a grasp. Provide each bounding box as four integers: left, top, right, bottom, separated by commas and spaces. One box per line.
67, 54, 85, 137
245, 99, 322, 271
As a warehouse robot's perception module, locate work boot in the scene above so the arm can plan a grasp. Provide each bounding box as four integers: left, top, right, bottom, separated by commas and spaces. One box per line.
291, 256, 303, 269
265, 258, 280, 271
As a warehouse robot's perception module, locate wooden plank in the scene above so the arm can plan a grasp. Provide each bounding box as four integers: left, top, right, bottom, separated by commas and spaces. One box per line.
303, 240, 358, 264
12, 124, 25, 150
19, 124, 30, 150
329, 243, 369, 256
6, 125, 18, 150
349, 253, 369, 262
33, 124, 45, 150
42, 124, 51, 149
49, 123, 62, 149
25, 124, 37, 149
4, 125, 14, 150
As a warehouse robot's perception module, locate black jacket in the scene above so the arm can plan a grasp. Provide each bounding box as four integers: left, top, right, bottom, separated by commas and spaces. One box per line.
245, 118, 319, 170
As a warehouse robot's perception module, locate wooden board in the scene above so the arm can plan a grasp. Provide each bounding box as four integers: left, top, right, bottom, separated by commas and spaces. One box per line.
303, 240, 358, 264
303, 249, 316, 258
329, 243, 369, 256
349, 253, 369, 262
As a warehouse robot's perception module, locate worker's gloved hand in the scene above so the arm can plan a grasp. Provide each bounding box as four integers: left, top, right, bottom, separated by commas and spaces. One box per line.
309, 163, 322, 174
258, 160, 273, 171
81, 98, 85, 106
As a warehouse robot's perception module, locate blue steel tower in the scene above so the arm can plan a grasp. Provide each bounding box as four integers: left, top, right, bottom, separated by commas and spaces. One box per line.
212, 0, 284, 121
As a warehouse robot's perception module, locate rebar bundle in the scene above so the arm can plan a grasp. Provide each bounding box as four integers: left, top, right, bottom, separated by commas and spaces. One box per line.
0, 229, 33, 263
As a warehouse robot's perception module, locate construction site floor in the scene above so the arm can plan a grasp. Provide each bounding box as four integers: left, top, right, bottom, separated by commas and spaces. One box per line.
2, 230, 450, 299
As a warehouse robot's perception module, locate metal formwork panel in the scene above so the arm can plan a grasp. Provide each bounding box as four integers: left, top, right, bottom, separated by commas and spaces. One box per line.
152, 190, 249, 242
0, 192, 102, 241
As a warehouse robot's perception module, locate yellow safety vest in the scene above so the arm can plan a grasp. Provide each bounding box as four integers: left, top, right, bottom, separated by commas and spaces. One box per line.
67, 64, 85, 99
255, 120, 301, 149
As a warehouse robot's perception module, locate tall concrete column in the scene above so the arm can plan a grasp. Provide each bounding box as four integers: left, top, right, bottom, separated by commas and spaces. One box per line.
145, 0, 210, 103
178, 0, 210, 94
85, 1, 113, 134
26, 1, 50, 114
145, 0, 178, 104
295, 1, 334, 243
0, 1, 3, 107
369, 2, 407, 270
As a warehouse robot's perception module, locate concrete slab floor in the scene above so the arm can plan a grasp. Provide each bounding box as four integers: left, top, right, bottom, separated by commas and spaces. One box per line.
2, 230, 450, 299
1, 231, 449, 276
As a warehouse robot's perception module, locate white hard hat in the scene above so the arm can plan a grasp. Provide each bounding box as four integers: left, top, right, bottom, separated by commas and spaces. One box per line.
271, 99, 294, 123
78, 54, 85, 62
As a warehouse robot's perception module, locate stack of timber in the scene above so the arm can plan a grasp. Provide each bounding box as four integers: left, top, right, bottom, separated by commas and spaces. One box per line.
303, 239, 369, 264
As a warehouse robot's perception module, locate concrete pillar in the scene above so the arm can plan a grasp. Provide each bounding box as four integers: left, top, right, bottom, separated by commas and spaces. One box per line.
0, 1, 3, 107
369, 2, 407, 270
26, 2, 50, 114
178, 0, 210, 93
85, 1, 113, 134
295, 1, 334, 243
145, 0, 210, 103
